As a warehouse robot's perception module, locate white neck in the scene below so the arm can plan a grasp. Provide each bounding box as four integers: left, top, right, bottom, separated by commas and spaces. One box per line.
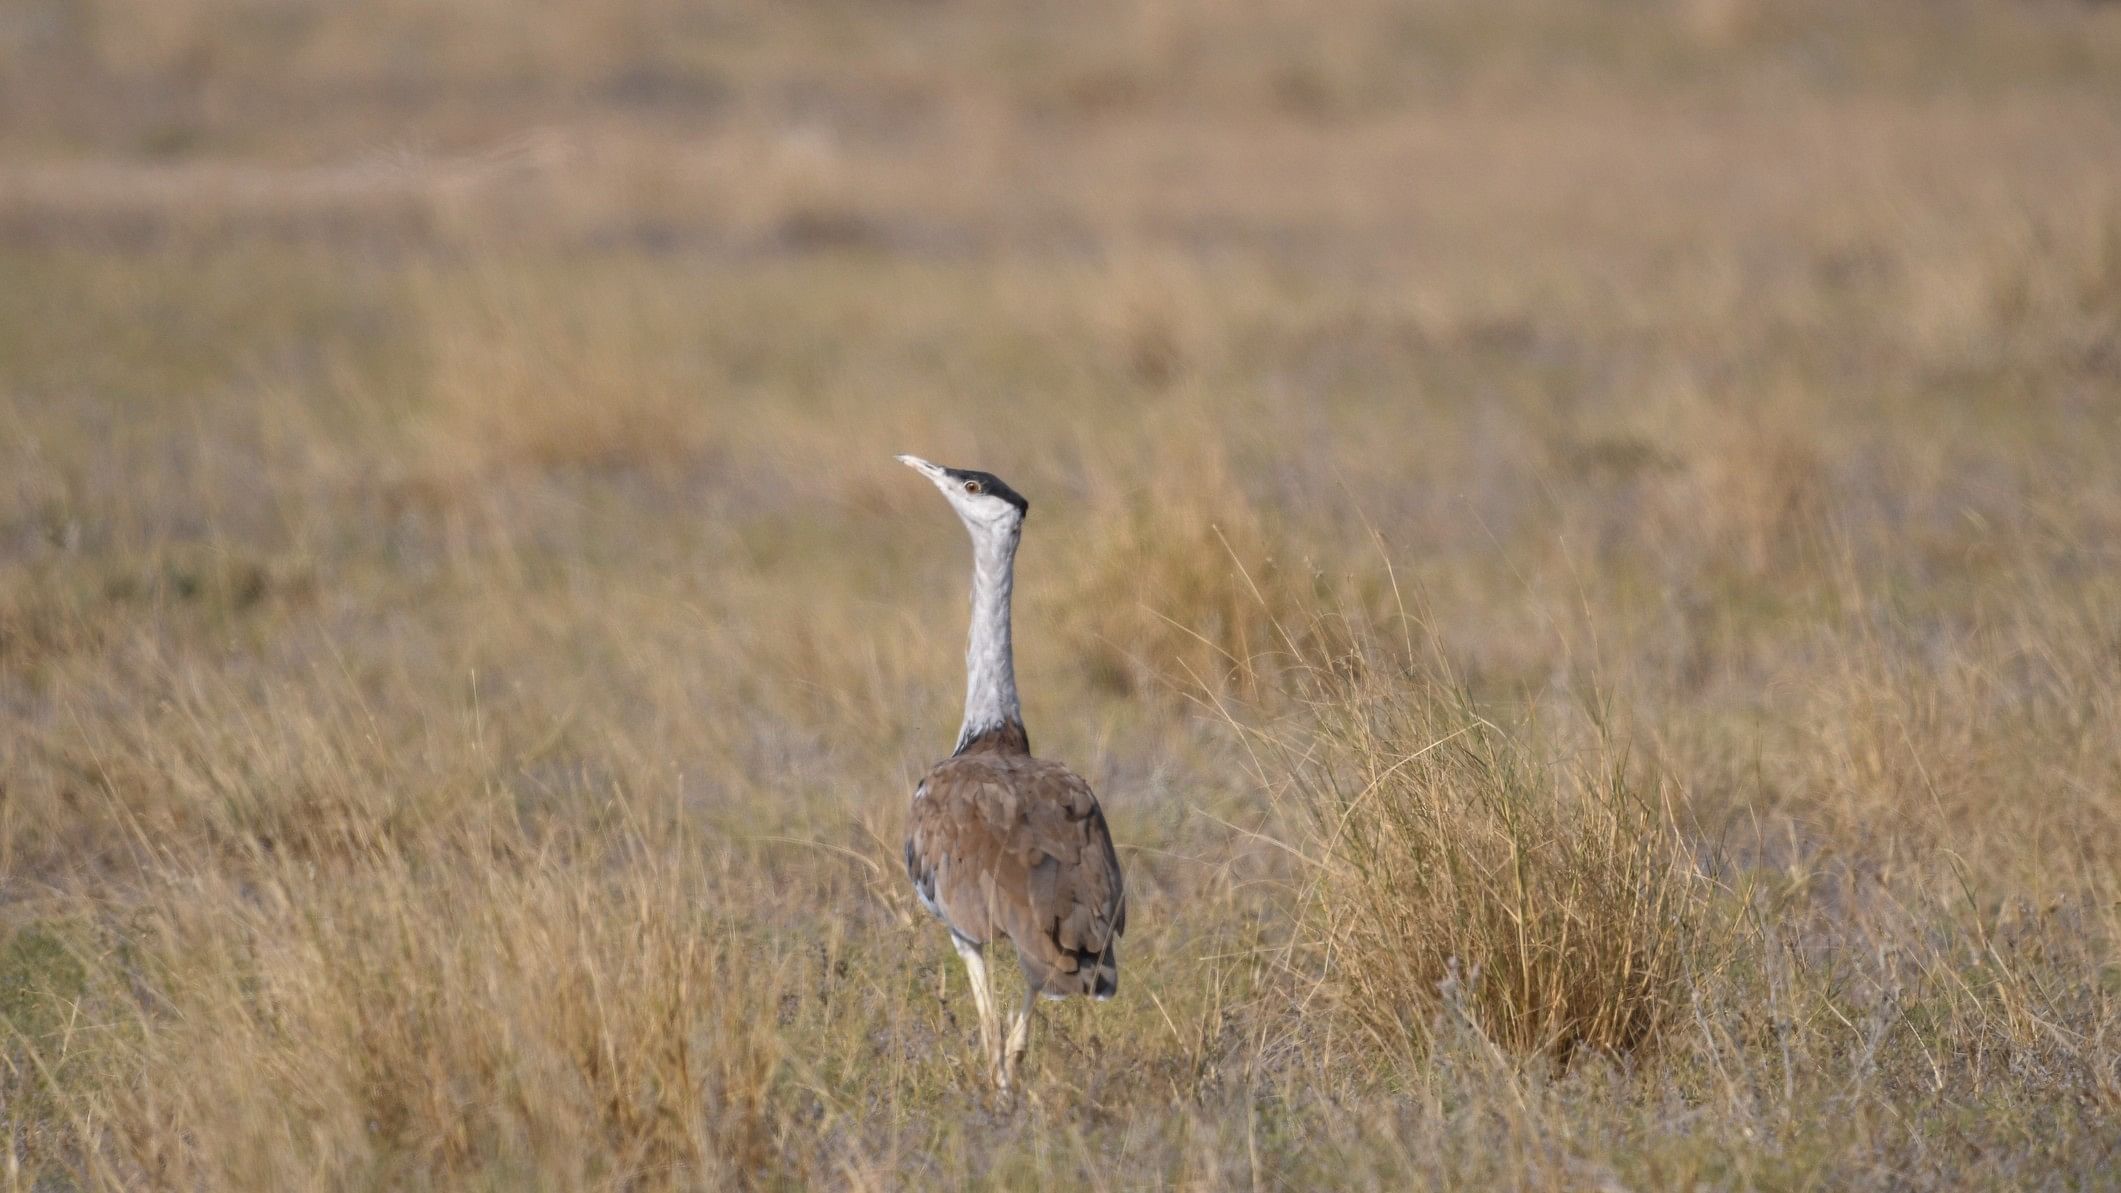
955, 525, 1022, 752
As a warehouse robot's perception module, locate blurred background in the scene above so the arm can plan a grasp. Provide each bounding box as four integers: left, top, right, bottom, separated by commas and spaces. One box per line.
3, 1, 2120, 1187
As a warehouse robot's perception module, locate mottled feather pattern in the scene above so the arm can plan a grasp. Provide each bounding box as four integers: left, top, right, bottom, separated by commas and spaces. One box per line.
905, 726, 1126, 999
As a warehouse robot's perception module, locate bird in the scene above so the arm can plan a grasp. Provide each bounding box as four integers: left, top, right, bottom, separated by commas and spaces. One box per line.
894, 454, 1127, 1092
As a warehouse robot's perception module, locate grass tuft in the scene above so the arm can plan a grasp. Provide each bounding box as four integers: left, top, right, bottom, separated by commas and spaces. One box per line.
4, 0, 2121, 1184
1239, 613, 1710, 1067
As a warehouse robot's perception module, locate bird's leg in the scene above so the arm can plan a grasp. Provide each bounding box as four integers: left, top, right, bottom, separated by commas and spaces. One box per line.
951, 937, 999, 1077
1000, 983, 1038, 1091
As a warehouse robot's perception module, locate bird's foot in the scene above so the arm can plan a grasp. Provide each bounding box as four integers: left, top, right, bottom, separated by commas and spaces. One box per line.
989, 1070, 1041, 1114
993, 1045, 1029, 1096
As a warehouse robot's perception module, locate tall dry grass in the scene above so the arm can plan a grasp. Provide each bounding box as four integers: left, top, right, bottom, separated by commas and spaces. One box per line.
85, 844, 778, 1188
1240, 634, 1708, 1067
4, 0, 2121, 1187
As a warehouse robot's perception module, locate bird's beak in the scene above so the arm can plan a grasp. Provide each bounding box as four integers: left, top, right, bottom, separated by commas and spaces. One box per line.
896, 454, 946, 484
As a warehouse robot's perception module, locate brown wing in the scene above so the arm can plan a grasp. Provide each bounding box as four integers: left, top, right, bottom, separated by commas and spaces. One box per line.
905, 751, 1127, 998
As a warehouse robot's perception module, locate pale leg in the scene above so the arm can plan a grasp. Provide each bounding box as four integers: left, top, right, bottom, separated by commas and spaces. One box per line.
952, 937, 999, 1075
1000, 983, 1038, 1090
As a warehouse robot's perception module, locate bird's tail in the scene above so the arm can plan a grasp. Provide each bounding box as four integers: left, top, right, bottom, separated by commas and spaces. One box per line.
1088, 941, 1118, 1001
1030, 940, 1121, 1001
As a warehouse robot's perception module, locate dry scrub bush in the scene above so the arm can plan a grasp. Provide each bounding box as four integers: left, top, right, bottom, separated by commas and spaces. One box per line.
1751, 579, 2121, 888
1965, 204, 2121, 372
1056, 434, 1373, 702
1242, 624, 1710, 1067
1076, 252, 1233, 390
1552, 386, 1829, 583
1661, 408, 1825, 580
404, 266, 712, 496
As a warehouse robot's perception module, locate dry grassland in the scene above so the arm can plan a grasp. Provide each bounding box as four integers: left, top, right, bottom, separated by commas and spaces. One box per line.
3, 0, 2121, 1187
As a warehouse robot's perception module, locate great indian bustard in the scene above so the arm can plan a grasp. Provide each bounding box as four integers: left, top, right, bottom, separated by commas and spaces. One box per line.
895, 454, 1127, 1091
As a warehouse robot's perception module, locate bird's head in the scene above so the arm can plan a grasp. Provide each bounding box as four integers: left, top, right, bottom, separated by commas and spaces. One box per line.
896, 454, 1029, 543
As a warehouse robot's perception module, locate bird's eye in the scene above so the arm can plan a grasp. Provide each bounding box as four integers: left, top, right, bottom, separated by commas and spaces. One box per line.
963, 480, 983, 494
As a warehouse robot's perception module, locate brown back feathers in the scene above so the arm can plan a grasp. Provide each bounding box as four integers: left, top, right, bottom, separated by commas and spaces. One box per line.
905, 730, 1126, 998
